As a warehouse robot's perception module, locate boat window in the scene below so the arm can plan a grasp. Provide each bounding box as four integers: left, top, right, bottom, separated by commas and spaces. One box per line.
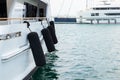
38, 8, 46, 21
38, 1, 47, 18
24, 2, 37, 17
0, 0, 7, 19
91, 13, 95, 16
105, 13, 120, 16
93, 7, 120, 10
91, 13, 99, 16
39, 8, 45, 17
96, 13, 99, 16
38, 1, 47, 21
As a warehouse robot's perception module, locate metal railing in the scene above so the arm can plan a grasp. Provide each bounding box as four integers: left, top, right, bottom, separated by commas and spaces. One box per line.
0, 17, 47, 21
0, 17, 49, 25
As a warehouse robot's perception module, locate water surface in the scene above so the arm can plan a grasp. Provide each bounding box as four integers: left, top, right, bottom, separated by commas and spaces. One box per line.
33, 24, 120, 80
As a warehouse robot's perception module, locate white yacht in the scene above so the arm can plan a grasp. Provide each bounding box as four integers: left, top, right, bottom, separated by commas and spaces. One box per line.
0, 0, 57, 80
79, 0, 120, 24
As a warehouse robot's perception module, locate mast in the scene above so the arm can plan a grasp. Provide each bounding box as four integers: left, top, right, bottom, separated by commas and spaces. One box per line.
86, 0, 88, 9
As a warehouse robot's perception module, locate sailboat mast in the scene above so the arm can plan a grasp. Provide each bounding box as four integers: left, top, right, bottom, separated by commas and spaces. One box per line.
86, 0, 88, 9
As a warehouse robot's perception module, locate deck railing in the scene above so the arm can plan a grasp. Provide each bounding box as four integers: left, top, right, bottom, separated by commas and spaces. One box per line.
0, 17, 48, 21
0, 17, 50, 25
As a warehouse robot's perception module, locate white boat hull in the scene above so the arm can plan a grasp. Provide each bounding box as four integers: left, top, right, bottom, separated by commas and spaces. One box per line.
0, 22, 48, 80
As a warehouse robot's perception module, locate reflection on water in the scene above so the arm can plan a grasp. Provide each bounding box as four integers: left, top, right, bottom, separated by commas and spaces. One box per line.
32, 52, 59, 80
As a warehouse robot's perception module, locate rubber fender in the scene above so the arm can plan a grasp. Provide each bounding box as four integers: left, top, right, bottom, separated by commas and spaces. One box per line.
41, 28, 55, 52
47, 25, 58, 44
27, 32, 46, 67
50, 21, 55, 29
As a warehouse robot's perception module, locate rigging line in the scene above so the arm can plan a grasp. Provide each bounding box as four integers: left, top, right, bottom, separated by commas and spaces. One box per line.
66, 0, 73, 17
57, 0, 65, 17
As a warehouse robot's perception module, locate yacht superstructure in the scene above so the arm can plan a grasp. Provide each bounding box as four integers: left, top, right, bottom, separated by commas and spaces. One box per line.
79, 0, 120, 24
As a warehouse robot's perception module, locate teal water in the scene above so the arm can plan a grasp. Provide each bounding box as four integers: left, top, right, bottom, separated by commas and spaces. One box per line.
33, 24, 120, 80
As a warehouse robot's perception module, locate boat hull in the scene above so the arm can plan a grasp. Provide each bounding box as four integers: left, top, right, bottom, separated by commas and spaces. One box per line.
0, 22, 47, 80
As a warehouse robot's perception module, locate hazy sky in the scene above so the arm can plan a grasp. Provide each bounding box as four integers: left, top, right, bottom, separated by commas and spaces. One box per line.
50, 0, 119, 17
50, 0, 86, 17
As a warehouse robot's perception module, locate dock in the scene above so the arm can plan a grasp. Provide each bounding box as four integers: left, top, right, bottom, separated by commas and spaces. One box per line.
77, 17, 120, 24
